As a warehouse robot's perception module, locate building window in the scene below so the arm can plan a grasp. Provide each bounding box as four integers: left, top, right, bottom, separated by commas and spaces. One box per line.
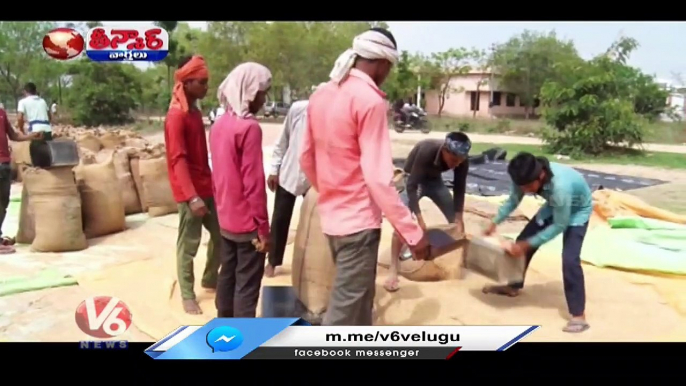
470, 92, 480, 111
506, 93, 516, 107
491, 91, 502, 106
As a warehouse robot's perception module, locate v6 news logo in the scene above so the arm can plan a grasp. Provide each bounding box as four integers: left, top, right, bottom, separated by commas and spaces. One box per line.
75, 296, 133, 338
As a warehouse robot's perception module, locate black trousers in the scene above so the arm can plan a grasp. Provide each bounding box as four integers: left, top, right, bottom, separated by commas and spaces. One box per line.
509, 217, 589, 317
0, 163, 11, 237
267, 185, 298, 267
215, 236, 265, 318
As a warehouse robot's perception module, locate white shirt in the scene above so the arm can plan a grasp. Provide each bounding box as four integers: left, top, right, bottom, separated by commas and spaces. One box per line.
18, 95, 51, 133
215, 106, 225, 120
51, 103, 57, 114
270, 100, 310, 196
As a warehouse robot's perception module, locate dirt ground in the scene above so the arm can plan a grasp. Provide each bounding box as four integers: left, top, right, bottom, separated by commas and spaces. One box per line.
1, 123, 685, 343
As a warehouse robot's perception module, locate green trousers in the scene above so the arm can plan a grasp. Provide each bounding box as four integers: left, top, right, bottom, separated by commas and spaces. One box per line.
176, 197, 221, 300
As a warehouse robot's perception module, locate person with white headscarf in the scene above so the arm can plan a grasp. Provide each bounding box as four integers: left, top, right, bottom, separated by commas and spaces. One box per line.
264, 82, 326, 278
209, 62, 273, 318
300, 28, 430, 326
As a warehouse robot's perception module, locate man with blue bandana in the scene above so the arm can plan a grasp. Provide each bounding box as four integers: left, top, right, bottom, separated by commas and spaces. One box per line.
385, 131, 471, 292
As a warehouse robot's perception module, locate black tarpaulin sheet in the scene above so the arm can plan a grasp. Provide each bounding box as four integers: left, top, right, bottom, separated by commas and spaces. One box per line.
392, 158, 666, 197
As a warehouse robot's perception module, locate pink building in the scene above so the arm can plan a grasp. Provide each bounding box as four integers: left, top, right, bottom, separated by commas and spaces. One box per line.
424, 70, 538, 118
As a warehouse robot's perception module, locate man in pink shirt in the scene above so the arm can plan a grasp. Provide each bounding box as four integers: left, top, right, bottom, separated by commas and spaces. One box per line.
300, 28, 430, 326
210, 62, 273, 318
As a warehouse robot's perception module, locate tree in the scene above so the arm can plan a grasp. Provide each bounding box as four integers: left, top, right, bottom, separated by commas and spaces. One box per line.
0, 22, 55, 108
492, 30, 582, 119
383, 51, 416, 102
539, 36, 669, 155
428, 48, 473, 116
155, 21, 181, 92
470, 49, 489, 118
64, 59, 140, 126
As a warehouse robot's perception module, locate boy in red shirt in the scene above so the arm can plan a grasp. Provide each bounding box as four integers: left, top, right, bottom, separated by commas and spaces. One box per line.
164, 55, 220, 315
0, 108, 41, 252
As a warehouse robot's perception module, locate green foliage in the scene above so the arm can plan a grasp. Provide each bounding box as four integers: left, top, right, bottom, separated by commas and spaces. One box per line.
64, 59, 139, 126
539, 37, 669, 155
0, 21, 57, 107
426, 48, 478, 116
0, 20, 676, 141
383, 51, 428, 102
492, 30, 582, 118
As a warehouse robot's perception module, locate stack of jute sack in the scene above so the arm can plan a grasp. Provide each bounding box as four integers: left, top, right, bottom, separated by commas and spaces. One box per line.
12, 128, 178, 254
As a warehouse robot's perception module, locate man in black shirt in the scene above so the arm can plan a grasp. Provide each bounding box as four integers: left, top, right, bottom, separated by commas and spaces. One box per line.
385, 131, 471, 292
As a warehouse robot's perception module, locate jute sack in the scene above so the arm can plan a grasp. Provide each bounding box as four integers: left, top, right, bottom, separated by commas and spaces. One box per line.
10, 142, 32, 165
97, 148, 141, 214
16, 183, 35, 244
79, 148, 97, 165
75, 154, 126, 238
123, 137, 148, 149
139, 153, 177, 217
129, 155, 147, 212
76, 133, 101, 153
24, 166, 87, 252
99, 132, 124, 149
291, 189, 335, 318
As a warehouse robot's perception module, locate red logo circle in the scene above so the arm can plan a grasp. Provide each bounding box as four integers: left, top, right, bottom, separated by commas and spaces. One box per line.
42, 28, 84, 60
75, 296, 133, 338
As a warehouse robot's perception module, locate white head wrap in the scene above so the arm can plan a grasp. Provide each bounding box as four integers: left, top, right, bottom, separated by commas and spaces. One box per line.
329, 29, 399, 84
217, 62, 272, 118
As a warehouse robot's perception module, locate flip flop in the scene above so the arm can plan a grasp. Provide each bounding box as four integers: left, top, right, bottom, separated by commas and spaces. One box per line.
482, 284, 519, 297
1, 236, 15, 246
563, 320, 590, 333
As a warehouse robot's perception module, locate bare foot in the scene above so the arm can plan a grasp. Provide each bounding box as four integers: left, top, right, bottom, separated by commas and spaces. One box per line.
383, 277, 400, 292
182, 299, 203, 315
264, 264, 276, 278
482, 284, 520, 297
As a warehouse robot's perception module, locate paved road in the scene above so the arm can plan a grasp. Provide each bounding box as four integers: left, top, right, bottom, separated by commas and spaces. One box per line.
148, 118, 686, 155
257, 122, 686, 155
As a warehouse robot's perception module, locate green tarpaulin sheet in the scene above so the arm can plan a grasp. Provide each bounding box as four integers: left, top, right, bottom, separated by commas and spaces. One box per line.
538, 216, 686, 275
0, 269, 78, 297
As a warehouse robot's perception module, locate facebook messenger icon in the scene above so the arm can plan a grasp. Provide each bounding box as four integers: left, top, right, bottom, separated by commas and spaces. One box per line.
206, 326, 244, 352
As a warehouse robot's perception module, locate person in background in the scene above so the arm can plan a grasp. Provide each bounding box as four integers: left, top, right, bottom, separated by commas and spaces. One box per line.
265, 93, 313, 278
385, 131, 471, 292
210, 62, 272, 318
50, 100, 58, 115
164, 55, 221, 315
300, 28, 430, 326
483, 152, 593, 333
0, 107, 41, 252
17, 83, 52, 140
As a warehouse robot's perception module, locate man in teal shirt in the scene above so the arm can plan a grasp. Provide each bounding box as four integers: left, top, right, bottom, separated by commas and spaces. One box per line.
483, 152, 593, 333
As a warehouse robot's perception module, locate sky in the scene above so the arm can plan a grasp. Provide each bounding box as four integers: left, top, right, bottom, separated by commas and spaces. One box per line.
100, 21, 686, 83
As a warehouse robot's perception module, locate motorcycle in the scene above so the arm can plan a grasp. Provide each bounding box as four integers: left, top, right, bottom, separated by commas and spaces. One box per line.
393, 107, 431, 134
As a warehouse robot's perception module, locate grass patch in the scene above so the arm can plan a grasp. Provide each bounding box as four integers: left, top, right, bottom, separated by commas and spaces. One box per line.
429, 116, 686, 145
467, 143, 686, 169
